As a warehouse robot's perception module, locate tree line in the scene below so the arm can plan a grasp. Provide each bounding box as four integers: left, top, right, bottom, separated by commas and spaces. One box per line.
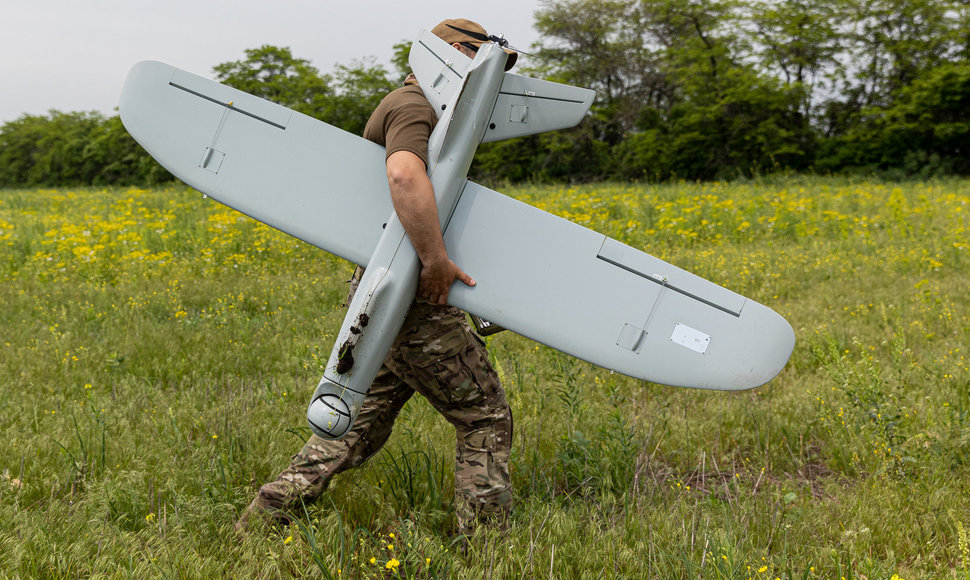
496, 0, 970, 182
0, 47, 406, 188
2, 0, 968, 187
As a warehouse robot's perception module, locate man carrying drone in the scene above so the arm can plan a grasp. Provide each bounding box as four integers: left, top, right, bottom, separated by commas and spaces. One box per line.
237, 19, 518, 537
118, 0, 791, 545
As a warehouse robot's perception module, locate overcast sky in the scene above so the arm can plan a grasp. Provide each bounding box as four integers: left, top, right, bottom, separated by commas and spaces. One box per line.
0, 1, 544, 124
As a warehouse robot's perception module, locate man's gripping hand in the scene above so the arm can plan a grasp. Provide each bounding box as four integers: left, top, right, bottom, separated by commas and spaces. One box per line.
419, 256, 475, 305
385, 150, 475, 305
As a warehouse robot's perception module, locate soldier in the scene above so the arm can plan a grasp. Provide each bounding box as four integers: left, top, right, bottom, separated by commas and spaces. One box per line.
236, 18, 516, 536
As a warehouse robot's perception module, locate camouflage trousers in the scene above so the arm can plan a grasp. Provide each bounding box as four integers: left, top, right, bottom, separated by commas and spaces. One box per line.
241, 269, 512, 534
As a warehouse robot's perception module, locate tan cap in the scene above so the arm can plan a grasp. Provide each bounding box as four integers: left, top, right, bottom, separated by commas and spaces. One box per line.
431, 18, 518, 71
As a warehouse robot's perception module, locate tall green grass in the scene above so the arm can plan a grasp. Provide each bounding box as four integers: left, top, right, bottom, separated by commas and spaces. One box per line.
0, 177, 967, 578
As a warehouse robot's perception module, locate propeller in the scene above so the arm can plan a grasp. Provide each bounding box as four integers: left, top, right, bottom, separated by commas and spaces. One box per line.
445, 23, 533, 56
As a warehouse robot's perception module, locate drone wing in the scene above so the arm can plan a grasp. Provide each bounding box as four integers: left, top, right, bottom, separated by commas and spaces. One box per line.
120, 60, 793, 391
120, 60, 392, 267
442, 182, 794, 390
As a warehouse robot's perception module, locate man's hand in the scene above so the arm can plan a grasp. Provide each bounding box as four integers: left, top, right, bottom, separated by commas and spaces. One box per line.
419, 257, 475, 305
385, 150, 474, 305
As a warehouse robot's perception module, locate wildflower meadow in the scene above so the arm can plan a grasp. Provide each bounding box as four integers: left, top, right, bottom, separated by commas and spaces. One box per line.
0, 176, 967, 578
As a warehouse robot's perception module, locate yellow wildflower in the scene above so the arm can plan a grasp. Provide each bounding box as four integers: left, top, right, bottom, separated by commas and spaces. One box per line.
385, 558, 400, 571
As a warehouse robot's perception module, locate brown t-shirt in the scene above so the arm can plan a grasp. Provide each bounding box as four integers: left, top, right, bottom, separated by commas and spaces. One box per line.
362, 77, 438, 168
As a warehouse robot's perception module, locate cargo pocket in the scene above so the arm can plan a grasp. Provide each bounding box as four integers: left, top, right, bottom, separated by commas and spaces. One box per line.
406, 327, 485, 408
463, 426, 498, 453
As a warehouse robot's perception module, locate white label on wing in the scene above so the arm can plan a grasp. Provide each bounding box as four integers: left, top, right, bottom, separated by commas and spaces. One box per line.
671, 323, 711, 354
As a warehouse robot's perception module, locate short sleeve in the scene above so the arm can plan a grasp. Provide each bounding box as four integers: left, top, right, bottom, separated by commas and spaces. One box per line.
381, 103, 437, 167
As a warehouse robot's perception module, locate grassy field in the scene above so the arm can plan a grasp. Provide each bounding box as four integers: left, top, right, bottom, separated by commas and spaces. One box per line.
0, 177, 967, 579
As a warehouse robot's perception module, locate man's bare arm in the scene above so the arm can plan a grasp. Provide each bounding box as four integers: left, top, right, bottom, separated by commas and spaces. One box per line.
385, 150, 475, 304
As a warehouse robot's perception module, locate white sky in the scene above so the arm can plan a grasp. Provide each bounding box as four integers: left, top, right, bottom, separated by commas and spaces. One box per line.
0, 0, 544, 124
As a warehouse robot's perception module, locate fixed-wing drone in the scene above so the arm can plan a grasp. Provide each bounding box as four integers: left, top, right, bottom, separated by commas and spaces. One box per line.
119, 30, 794, 440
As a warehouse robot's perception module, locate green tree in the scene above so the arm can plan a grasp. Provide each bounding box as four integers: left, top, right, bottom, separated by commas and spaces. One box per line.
819, 0, 963, 138
960, 2, 970, 59
212, 45, 333, 119
326, 58, 398, 135
535, 0, 666, 142
523, 0, 666, 179
749, 0, 841, 121
390, 40, 413, 81
615, 66, 806, 180
0, 111, 170, 187
83, 116, 172, 185
817, 62, 970, 176
620, 0, 809, 178
0, 114, 44, 185
213, 46, 397, 135
0, 111, 101, 186
848, 0, 959, 105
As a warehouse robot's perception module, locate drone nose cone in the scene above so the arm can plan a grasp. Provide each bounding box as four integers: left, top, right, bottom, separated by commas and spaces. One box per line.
307, 393, 353, 439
